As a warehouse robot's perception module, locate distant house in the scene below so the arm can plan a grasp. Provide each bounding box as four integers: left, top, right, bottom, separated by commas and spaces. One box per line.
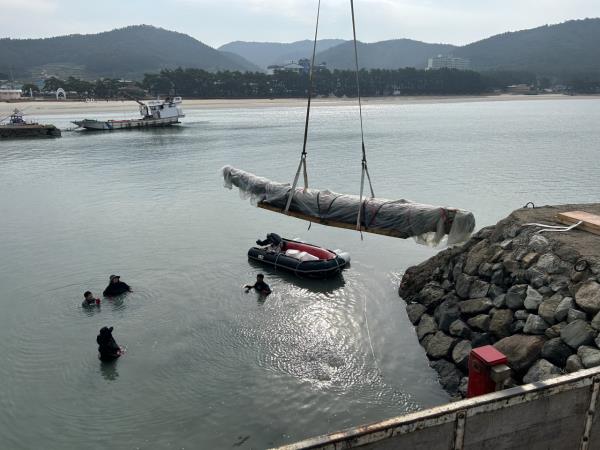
427, 55, 470, 71
506, 84, 533, 94
0, 89, 22, 101
267, 59, 326, 75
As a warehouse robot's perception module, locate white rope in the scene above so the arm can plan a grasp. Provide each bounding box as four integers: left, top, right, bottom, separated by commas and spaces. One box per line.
363, 295, 380, 373
523, 221, 582, 234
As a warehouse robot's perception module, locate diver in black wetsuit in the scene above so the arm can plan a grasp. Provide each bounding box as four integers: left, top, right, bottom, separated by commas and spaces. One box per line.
245, 273, 272, 295
96, 326, 122, 361
256, 233, 286, 252
103, 275, 131, 297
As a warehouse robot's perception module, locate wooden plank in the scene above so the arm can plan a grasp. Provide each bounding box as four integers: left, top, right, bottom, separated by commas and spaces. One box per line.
557, 211, 600, 236
256, 202, 411, 239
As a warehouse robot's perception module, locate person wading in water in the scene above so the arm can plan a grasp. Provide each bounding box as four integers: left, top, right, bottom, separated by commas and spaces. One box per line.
103, 275, 131, 297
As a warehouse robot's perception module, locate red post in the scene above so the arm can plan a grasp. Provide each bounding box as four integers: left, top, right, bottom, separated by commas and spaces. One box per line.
467, 345, 508, 398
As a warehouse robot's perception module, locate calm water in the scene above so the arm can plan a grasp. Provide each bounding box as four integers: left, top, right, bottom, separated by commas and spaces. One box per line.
1, 97, 599, 449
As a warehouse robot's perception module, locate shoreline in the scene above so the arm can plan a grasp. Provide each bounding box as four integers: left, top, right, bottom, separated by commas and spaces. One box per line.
2, 94, 599, 116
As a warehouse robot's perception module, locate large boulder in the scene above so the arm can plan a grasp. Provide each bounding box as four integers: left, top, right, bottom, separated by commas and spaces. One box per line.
406, 303, 426, 325
560, 320, 596, 349
416, 314, 437, 341
523, 359, 562, 384
459, 298, 493, 315
430, 359, 462, 393
467, 314, 491, 332
489, 309, 514, 339
435, 301, 461, 332
426, 332, 457, 359
541, 338, 573, 367
536, 253, 567, 275
523, 315, 550, 335
464, 240, 492, 275
545, 322, 567, 339
577, 346, 600, 369
449, 319, 472, 339
566, 354, 584, 373
455, 273, 475, 299
452, 340, 472, 372
528, 235, 551, 253
494, 334, 546, 373
469, 279, 490, 298
524, 286, 544, 311
567, 308, 587, 323
575, 281, 600, 315
505, 284, 528, 310
555, 297, 575, 322
416, 281, 446, 309
538, 296, 563, 325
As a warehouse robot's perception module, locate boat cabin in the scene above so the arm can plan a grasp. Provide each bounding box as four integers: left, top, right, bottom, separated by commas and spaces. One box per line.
139, 97, 184, 120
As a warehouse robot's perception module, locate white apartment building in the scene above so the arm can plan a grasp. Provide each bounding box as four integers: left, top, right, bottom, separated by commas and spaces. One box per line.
427, 55, 471, 71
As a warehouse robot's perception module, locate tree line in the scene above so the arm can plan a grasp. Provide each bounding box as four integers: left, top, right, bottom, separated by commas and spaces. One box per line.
142, 67, 488, 98
25, 68, 600, 99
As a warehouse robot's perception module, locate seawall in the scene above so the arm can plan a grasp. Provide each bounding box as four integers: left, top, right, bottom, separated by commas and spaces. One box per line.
399, 203, 600, 397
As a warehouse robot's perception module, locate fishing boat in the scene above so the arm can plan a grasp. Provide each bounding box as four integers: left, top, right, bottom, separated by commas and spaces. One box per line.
248, 237, 350, 279
0, 109, 61, 139
72, 97, 184, 130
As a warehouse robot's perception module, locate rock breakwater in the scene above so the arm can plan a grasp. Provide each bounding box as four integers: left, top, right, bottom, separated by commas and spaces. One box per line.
399, 204, 600, 397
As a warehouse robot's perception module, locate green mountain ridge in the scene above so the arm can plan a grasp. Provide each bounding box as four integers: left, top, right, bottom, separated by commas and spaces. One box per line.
218, 39, 346, 69
0, 25, 260, 80
223, 19, 600, 78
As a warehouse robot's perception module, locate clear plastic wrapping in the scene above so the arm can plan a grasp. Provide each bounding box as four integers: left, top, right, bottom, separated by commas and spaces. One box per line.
223, 165, 475, 246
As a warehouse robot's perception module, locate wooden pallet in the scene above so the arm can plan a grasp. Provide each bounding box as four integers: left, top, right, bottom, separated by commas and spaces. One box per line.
557, 211, 600, 236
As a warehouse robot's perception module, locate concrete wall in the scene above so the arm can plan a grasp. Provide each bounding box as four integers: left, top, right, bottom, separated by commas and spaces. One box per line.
276, 367, 600, 450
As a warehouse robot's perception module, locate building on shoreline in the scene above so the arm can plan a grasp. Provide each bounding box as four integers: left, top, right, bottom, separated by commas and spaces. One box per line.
0, 89, 22, 101
427, 54, 471, 71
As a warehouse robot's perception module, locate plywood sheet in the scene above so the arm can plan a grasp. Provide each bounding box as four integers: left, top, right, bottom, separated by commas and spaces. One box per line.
557, 211, 600, 236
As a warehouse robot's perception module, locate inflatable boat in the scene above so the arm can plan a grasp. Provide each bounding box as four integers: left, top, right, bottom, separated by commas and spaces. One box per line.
248, 238, 350, 279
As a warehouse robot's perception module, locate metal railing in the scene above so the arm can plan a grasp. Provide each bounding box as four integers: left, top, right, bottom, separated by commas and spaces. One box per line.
276, 367, 600, 450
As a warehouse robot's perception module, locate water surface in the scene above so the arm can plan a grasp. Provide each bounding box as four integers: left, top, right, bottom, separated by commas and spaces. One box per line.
1, 97, 599, 449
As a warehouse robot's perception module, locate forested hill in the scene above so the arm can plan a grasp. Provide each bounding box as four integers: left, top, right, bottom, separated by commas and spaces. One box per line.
0, 25, 260, 80
314, 39, 456, 70
218, 39, 346, 69
454, 18, 600, 76
311, 19, 600, 78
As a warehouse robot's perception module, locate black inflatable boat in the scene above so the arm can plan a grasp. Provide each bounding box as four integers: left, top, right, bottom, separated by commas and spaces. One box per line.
248, 238, 350, 278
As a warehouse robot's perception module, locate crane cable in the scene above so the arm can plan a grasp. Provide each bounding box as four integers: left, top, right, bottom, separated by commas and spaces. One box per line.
350, 0, 375, 235
284, 0, 322, 214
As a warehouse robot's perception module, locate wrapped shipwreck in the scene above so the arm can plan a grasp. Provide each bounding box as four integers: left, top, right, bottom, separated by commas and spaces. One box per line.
223, 165, 475, 246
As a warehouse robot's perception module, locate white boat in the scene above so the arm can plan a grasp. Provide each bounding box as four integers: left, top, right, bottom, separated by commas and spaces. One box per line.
72, 97, 185, 130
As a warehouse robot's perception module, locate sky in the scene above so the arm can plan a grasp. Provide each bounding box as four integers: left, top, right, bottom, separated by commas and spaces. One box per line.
1, 0, 599, 48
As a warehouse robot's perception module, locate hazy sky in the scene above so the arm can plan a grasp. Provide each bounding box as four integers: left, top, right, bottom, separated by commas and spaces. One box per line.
1, 0, 599, 47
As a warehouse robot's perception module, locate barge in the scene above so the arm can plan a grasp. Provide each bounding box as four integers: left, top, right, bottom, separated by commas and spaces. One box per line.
73, 96, 184, 130
0, 109, 61, 138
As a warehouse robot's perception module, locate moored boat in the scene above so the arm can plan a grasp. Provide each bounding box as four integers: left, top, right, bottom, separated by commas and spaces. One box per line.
73, 96, 184, 130
0, 109, 61, 139
248, 237, 350, 278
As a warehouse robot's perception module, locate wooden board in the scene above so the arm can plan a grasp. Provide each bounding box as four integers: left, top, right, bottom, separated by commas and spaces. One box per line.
557, 211, 600, 236
256, 202, 412, 239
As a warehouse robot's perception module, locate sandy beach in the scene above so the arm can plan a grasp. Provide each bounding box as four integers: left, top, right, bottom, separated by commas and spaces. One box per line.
2, 94, 599, 117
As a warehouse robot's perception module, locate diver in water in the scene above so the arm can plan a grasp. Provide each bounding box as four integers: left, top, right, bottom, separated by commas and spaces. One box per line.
102, 275, 131, 297
96, 326, 122, 361
82, 291, 101, 307
245, 273, 272, 295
